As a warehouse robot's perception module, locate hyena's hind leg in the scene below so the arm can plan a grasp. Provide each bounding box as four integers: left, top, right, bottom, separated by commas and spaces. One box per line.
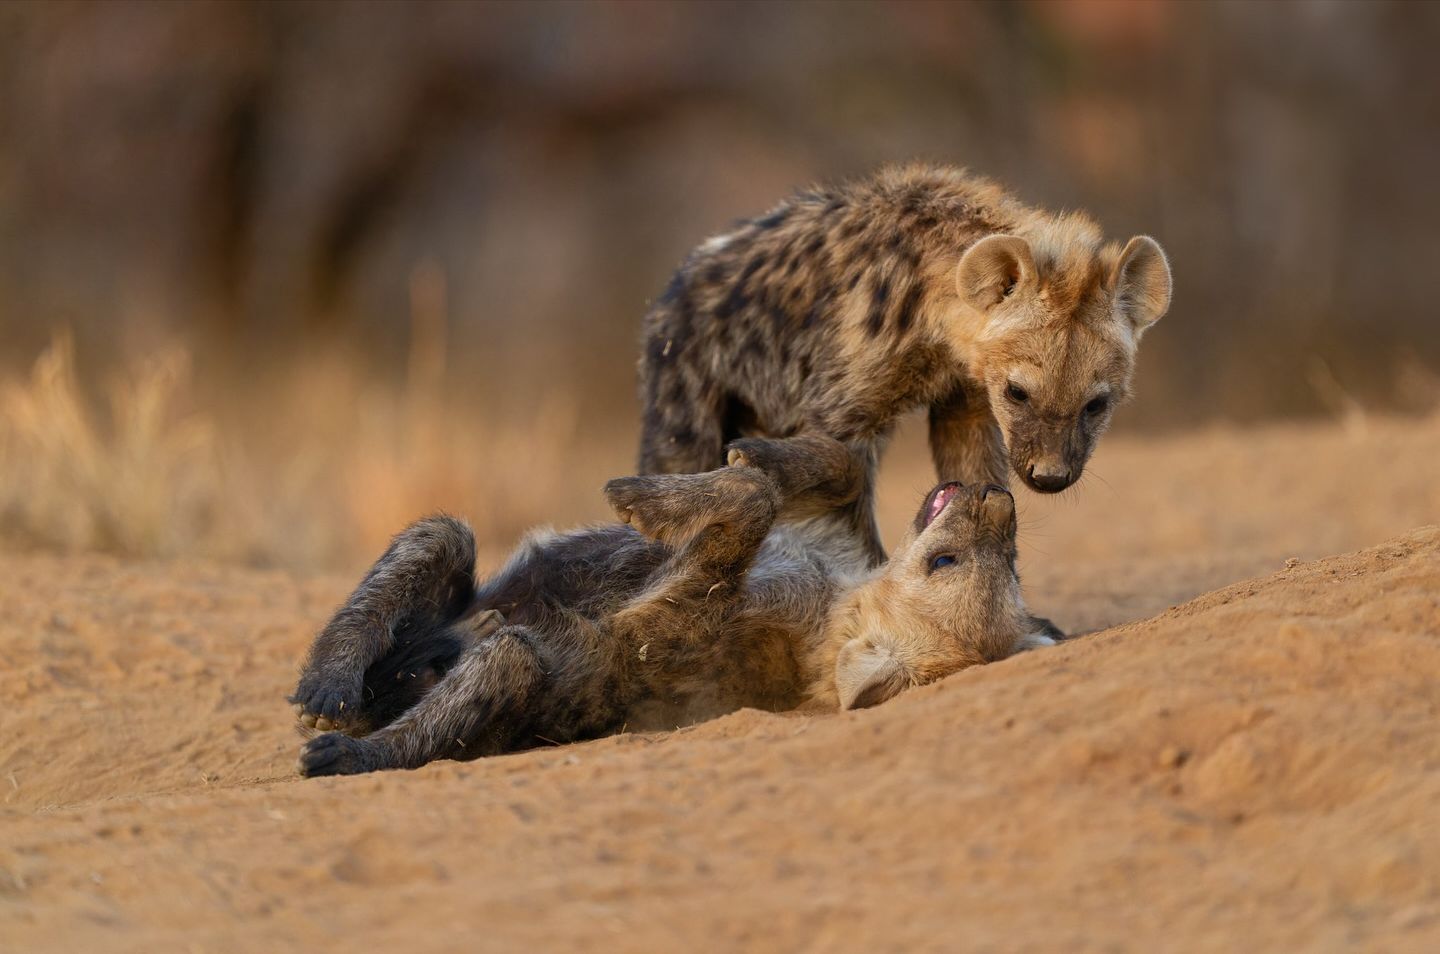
352, 607, 506, 734
291, 515, 476, 732
636, 361, 727, 476
299, 619, 548, 777
615, 433, 867, 551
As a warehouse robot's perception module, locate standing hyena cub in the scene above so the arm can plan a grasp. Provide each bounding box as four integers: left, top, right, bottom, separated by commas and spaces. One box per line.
290, 436, 1048, 776
639, 163, 1172, 562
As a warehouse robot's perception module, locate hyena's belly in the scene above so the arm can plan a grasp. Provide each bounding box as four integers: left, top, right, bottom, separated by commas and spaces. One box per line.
621, 626, 806, 733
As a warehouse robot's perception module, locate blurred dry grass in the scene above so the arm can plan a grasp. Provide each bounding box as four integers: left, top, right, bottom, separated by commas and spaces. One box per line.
0, 326, 632, 571
0, 334, 223, 558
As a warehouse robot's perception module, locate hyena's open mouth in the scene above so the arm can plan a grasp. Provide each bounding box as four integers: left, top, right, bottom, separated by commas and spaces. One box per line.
916, 481, 962, 532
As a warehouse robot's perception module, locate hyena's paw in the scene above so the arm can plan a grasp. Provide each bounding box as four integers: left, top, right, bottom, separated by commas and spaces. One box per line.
607, 470, 772, 544
605, 474, 689, 543
290, 667, 365, 733
604, 475, 661, 530
1026, 615, 1067, 642
1011, 631, 1058, 654
724, 437, 783, 472
298, 732, 385, 778
605, 472, 741, 544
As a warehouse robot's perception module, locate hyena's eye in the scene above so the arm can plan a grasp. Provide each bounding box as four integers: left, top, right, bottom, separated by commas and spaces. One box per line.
1005, 382, 1029, 404
929, 554, 958, 572
1083, 395, 1109, 417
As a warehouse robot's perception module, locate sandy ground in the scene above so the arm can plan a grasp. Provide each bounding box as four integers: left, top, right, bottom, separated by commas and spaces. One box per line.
2, 414, 1439, 952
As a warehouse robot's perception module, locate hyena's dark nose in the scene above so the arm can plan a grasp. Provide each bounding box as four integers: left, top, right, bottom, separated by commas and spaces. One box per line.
1027, 465, 1072, 493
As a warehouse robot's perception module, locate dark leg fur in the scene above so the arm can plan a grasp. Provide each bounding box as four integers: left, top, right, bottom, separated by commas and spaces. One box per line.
929, 385, 1010, 489
291, 515, 476, 729
299, 622, 549, 777
605, 466, 781, 637
724, 434, 865, 510
608, 434, 865, 642
605, 467, 778, 551
728, 433, 884, 566
354, 608, 506, 734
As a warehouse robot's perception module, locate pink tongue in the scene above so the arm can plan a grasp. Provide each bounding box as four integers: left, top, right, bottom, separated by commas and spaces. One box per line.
928, 485, 957, 524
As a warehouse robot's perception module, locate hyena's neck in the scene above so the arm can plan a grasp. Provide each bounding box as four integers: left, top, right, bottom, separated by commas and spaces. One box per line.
798, 569, 887, 708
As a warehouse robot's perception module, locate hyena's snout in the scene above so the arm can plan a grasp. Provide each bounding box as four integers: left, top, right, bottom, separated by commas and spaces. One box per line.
1024, 457, 1073, 494
977, 484, 1017, 540
1009, 423, 1082, 494
1025, 461, 1071, 492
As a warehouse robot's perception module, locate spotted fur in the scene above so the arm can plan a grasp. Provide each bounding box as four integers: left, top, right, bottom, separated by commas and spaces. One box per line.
637, 163, 1172, 557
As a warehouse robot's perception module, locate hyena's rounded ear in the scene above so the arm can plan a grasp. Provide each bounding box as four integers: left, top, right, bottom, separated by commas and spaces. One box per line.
835, 638, 912, 711
1111, 236, 1172, 334
954, 235, 1037, 312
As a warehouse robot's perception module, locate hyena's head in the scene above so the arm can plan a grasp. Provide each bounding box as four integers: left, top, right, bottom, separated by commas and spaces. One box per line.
831, 482, 1040, 710
953, 220, 1172, 493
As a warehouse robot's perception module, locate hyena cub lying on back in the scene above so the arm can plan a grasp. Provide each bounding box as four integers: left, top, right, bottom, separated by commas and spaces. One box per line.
640, 163, 1172, 561
290, 436, 1050, 777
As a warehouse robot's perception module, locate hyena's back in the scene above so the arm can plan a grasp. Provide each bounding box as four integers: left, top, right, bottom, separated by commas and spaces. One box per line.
637, 165, 1010, 475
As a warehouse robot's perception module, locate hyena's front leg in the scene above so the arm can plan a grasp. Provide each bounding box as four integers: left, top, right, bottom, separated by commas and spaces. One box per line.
723, 433, 866, 510
603, 465, 781, 637
727, 433, 884, 566
298, 619, 550, 777
291, 515, 476, 732
929, 385, 1010, 489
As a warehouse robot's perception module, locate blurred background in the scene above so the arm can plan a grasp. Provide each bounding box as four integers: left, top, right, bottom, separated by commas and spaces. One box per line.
2, 0, 1438, 570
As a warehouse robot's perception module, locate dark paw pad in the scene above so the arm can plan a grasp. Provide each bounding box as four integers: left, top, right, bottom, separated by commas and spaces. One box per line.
290, 669, 365, 731
298, 733, 383, 778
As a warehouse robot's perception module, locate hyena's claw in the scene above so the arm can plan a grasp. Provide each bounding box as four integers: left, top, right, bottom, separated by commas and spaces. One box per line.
298, 733, 382, 778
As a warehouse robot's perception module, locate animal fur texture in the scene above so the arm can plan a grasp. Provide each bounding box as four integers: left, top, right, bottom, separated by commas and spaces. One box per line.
290, 435, 1049, 777
637, 163, 1172, 562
